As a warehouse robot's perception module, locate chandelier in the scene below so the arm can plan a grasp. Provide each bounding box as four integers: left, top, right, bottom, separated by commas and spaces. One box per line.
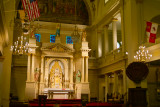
134, 45, 152, 62
71, 25, 80, 43
71, 0, 80, 43
11, 35, 30, 55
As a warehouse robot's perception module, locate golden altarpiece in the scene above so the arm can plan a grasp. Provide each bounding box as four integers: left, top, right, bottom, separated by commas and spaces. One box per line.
25, 32, 91, 100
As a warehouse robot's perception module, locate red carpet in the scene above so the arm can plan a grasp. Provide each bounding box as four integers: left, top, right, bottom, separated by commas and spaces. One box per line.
29, 99, 123, 107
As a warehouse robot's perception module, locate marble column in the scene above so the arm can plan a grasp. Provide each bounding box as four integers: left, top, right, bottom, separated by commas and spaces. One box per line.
120, 0, 125, 54
103, 25, 109, 56
31, 54, 35, 82
27, 54, 31, 82
85, 56, 89, 83
105, 75, 109, 102
112, 18, 118, 50
40, 56, 44, 82
113, 72, 118, 94
81, 56, 84, 83
97, 29, 102, 57
70, 57, 73, 83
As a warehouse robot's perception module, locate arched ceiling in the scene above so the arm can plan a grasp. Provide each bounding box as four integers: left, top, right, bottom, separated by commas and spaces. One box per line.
37, 0, 89, 25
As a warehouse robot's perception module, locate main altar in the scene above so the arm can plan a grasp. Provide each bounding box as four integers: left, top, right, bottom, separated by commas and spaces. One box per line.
25, 25, 91, 101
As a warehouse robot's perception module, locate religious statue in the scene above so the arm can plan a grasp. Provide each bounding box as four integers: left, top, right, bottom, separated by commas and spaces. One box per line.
82, 30, 87, 42
76, 70, 81, 83
34, 68, 40, 82
55, 23, 61, 36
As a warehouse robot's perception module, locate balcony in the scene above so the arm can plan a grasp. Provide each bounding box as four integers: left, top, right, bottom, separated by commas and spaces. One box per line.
89, 47, 127, 69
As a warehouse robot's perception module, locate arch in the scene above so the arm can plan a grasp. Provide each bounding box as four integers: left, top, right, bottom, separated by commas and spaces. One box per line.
83, 0, 92, 25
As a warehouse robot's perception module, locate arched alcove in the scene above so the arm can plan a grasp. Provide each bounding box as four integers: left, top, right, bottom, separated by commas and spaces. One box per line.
44, 58, 69, 88
48, 60, 64, 88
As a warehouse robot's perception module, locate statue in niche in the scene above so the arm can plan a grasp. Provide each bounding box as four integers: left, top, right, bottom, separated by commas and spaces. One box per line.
76, 70, 81, 83
55, 23, 61, 36
82, 30, 87, 42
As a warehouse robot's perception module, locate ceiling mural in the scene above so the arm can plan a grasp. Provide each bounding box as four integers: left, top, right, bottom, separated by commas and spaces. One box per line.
38, 0, 89, 25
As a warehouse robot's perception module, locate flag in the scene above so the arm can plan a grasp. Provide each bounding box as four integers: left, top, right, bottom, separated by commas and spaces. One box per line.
146, 21, 158, 43
22, 0, 40, 21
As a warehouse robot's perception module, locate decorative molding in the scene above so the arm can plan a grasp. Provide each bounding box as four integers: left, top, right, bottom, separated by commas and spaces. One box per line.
112, 18, 118, 21
81, 49, 91, 52
41, 43, 75, 53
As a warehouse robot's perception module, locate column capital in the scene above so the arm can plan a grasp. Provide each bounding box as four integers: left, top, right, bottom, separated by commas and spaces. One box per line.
85, 56, 89, 58
70, 57, 73, 59
82, 56, 85, 58
112, 18, 118, 22
27, 53, 31, 55
41, 55, 44, 58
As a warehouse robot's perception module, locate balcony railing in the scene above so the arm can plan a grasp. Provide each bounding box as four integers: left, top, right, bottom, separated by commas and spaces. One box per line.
89, 47, 127, 68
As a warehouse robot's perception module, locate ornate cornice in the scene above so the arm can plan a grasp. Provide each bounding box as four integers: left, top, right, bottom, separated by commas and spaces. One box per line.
41, 43, 75, 53
81, 49, 91, 52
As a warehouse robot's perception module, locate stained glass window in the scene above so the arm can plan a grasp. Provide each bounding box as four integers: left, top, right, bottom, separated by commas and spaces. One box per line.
35, 34, 41, 42
66, 36, 73, 44
50, 35, 56, 43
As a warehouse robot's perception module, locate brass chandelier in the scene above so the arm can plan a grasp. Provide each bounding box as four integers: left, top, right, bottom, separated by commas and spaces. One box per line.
11, 35, 30, 55
134, 45, 152, 62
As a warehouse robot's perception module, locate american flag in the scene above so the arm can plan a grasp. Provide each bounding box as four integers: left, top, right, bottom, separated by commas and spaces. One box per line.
22, 0, 40, 21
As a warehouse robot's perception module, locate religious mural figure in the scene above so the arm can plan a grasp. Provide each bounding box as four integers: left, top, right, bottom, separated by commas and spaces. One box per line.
37, 0, 89, 25
76, 70, 81, 83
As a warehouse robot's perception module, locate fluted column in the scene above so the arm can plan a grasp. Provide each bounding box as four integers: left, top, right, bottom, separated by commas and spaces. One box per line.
85, 56, 89, 83
31, 54, 35, 82
81, 56, 84, 83
103, 25, 109, 55
70, 57, 73, 83
112, 18, 118, 50
40, 56, 44, 82
27, 54, 31, 82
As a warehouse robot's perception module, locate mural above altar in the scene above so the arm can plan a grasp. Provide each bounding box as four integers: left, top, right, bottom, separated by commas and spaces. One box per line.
37, 0, 89, 25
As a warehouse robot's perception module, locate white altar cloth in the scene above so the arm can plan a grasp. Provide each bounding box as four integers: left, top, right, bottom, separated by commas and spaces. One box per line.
44, 88, 74, 99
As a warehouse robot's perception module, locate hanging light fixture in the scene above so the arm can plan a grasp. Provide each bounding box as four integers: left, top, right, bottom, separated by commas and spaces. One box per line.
10, 35, 30, 55
71, 0, 80, 43
134, 45, 152, 62
10, 11, 31, 55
